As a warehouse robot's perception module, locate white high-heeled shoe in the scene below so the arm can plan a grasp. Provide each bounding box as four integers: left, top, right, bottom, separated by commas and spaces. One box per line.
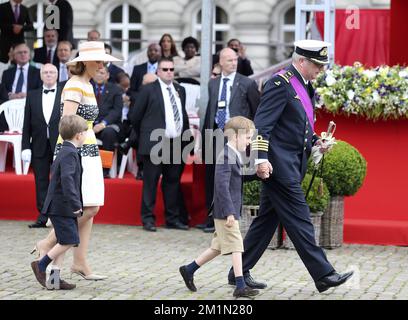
70, 269, 108, 281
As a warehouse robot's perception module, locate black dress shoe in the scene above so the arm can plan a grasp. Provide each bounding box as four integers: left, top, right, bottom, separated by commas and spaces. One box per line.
233, 286, 259, 298
203, 226, 215, 233
195, 223, 206, 230
28, 222, 47, 229
228, 274, 267, 289
118, 141, 131, 155
165, 222, 189, 230
143, 223, 157, 232
136, 170, 143, 180
315, 271, 354, 293
179, 265, 197, 292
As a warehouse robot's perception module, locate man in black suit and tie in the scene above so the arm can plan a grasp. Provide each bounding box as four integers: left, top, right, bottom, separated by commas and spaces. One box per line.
56, 41, 72, 83
22, 64, 62, 228
130, 57, 191, 232
92, 66, 123, 178
130, 43, 161, 93
0, 0, 34, 63
33, 28, 60, 68
0, 43, 42, 131
104, 43, 124, 84
201, 47, 260, 232
48, 0, 74, 47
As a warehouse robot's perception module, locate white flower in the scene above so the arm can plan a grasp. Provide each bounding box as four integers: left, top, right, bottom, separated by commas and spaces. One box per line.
325, 74, 336, 86
363, 70, 376, 79
399, 70, 408, 78
347, 90, 355, 100
372, 90, 380, 103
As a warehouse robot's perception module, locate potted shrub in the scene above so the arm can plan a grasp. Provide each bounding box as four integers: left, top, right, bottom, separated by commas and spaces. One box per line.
241, 180, 282, 249
282, 173, 330, 249
308, 140, 367, 249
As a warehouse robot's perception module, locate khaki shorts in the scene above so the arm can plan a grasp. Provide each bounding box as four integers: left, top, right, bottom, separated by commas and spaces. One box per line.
210, 219, 244, 255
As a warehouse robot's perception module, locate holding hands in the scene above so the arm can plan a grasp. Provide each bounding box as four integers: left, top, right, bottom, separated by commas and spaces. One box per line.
256, 161, 273, 179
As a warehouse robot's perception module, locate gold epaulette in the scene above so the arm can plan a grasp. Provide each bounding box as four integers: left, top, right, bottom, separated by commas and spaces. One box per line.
251, 135, 269, 152
278, 70, 294, 83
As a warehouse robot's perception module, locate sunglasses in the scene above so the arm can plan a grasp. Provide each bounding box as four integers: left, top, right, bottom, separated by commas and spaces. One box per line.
160, 68, 174, 72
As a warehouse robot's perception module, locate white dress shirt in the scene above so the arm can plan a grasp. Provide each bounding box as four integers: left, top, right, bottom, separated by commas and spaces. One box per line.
42, 84, 57, 137
147, 61, 158, 74
12, 63, 29, 93
217, 71, 236, 125
158, 78, 183, 138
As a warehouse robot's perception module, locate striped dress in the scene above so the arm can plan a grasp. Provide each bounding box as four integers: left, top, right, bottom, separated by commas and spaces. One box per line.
55, 76, 104, 207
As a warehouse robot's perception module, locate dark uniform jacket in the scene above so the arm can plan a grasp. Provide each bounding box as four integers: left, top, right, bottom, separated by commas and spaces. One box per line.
253, 64, 318, 182
41, 141, 83, 218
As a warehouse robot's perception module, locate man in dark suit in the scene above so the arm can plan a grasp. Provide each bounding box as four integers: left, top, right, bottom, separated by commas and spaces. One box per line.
22, 64, 62, 228
33, 28, 60, 68
130, 43, 161, 93
91, 66, 123, 178
130, 57, 191, 232
0, 43, 42, 131
0, 0, 34, 63
201, 47, 260, 232
226, 40, 354, 292
48, 0, 74, 47
103, 43, 124, 84
55, 40, 72, 83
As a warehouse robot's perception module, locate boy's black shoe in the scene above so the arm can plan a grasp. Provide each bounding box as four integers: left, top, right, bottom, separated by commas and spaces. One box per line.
59, 279, 76, 290
228, 273, 267, 289
179, 266, 197, 292
233, 286, 259, 298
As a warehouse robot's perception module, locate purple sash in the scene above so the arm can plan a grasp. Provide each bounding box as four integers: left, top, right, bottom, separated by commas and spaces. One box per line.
277, 70, 314, 130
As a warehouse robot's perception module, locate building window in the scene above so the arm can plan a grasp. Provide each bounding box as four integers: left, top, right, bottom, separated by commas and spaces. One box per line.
281, 7, 296, 58
106, 3, 142, 61
194, 6, 229, 53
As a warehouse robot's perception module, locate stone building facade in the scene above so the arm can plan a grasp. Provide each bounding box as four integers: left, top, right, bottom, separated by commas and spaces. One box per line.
7, 0, 391, 72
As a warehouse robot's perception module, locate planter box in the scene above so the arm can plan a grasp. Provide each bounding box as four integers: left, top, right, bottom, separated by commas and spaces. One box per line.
282, 211, 324, 250
241, 205, 282, 249
320, 196, 344, 249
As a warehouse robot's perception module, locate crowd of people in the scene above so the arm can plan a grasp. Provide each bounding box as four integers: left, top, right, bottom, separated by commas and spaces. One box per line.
0, 0, 355, 298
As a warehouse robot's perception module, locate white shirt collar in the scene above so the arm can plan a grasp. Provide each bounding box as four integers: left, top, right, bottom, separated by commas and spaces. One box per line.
43, 84, 57, 91
221, 71, 236, 82
17, 62, 29, 71
158, 77, 174, 90
10, 0, 18, 7
292, 64, 308, 85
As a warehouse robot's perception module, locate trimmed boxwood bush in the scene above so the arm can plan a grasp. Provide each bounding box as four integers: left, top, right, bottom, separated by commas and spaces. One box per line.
308, 140, 367, 196
301, 173, 330, 213
243, 180, 261, 206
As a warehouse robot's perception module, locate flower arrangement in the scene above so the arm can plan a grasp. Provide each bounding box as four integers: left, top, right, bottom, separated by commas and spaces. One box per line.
314, 62, 408, 120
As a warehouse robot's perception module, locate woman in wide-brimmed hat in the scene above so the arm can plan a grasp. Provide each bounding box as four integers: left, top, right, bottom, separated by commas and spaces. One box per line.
33, 42, 121, 281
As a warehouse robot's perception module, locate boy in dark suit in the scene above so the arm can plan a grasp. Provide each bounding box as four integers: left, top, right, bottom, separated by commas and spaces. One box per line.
179, 116, 259, 298
31, 115, 88, 290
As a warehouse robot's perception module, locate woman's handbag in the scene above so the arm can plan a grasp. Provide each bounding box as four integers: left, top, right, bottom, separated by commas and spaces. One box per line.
99, 149, 114, 168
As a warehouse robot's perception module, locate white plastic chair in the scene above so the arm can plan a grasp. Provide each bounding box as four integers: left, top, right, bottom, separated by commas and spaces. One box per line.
0, 98, 26, 175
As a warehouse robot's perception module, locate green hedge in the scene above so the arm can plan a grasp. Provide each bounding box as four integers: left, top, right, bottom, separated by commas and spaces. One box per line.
301, 173, 330, 213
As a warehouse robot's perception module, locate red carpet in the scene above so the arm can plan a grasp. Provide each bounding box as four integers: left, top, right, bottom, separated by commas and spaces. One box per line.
0, 161, 206, 227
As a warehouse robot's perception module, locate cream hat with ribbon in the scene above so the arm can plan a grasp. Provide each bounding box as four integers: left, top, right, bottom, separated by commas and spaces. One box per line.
66, 41, 121, 66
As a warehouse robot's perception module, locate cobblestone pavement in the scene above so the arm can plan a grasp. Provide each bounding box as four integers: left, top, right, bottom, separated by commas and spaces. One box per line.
1, 220, 408, 300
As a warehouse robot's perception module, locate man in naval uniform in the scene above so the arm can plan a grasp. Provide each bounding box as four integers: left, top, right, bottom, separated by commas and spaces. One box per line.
227, 40, 354, 293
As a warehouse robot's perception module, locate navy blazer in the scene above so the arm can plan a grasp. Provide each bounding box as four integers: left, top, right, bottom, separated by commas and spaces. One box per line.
22, 85, 62, 157
108, 63, 124, 83
33, 46, 60, 68
212, 144, 243, 220
254, 64, 318, 182
203, 72, 260, 130
42, 141, 82, 217
0, 65, 42, 101
130, 80, 190, 156
130, 62, 147, 93
93, 82, 123, 126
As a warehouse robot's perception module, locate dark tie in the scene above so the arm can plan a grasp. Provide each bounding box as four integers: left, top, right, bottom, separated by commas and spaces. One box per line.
15, 67, 24, 93
216, 78, 230, 130
46, 49, 52, 64
96, 84, 102, 104
166, 86, 181, 133
43, 89, 55, 94
14, 4, 20, 22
